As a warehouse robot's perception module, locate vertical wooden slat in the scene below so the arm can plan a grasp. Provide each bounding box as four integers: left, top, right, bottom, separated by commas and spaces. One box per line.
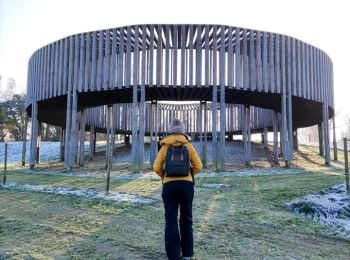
189, 25, 194, 87
263, 32, 268, 92
227, 26, 233, 88
292, 38, 297, 96
297, 40, 301, 97
235, 27, 241, 88
49, 43, 55, 98
78, 33, 85, 92
103, 29, 111, 90
269, 33, 275, 93
110, 28, 117, 89
84, 33, 90, 92
148, 25, 154, 87
90, 32, 97, 91
172, 25, 178, 87
156, 25, 162, 88
165, 25, 170, 87
242, 29, 248, 90
256, 31, 262, 91
97, 30, 104, 91
306, 43, 310, 99
275, 34, 280, 93
181, 25, 186, 87
54, 42, 60, 97
117, 28, 125, 88
58, 39, 64, 96
205, 25, 210, 88
73, 35, 80, 98
249, 29, 256, 91
196, 25, 202, 87
125, 26, 132, 88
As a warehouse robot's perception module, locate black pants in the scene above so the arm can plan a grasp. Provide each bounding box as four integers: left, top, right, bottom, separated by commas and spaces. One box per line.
162, 181, 194, 260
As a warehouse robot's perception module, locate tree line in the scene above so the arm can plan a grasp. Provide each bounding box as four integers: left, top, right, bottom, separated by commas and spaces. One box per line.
0, 75, 60, 142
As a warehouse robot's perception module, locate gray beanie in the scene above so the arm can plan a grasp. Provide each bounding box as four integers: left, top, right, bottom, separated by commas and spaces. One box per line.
168, 118, 185, 134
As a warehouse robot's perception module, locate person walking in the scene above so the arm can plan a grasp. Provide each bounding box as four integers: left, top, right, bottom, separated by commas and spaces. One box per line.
153, 118, 203, 260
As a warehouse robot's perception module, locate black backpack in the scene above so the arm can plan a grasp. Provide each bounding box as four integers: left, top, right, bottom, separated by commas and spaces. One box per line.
164, 143, 190, 177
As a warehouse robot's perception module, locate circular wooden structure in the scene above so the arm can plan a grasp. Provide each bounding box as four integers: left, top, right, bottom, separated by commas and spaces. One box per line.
26, 24, 336, 171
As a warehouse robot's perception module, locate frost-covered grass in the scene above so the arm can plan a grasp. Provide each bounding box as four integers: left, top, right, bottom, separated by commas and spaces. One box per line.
0, 182, 156, 204
286, 183, 350, 239
1, 167, 350, 259
0, 141, 108, 166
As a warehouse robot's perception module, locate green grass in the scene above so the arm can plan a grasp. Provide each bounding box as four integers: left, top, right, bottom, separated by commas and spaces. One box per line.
1, 167, 350, 259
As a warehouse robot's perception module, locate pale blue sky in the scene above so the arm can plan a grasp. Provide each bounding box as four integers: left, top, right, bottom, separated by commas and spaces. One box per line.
0, 0, 349, 135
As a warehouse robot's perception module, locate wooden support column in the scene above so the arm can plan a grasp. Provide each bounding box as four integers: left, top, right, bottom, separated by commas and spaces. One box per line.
203, 101, 208, 168
281, 36, 291, 168
105, 105, 111, 169
243, 105, 251, 166
263, 127, 268, 149
64, 84, 72, 169
36, 123, 41, 164
131, 84, 138, 172
68, 89, 78, 170
293, 129, 299, 150
332, 116, 338, 161
150, 101, 157, 166
29, 101, 38, 170
273, 111, 279, 163
111, 106, 116, 156
21, 114, 28, 166
93, 132, 97, 154
219, 26, 226, 171
106, 104, 114, 194
79, 109, 86, 166
318, 123, 324, 156
323, 103, 331, 165
212, 87, 218, 170
60, 128, 65, 161
89, 126, 94, 160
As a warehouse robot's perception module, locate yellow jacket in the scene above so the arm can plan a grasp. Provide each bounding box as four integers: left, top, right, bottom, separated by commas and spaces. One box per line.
153, 134, 203, 184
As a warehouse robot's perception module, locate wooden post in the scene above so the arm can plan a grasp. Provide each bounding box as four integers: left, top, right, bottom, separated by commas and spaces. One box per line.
3, 143, 7, 185
93, 132, 97, 154
30, 101, 38, 170
106, 105, 113, 195
273, 111, 279, 163
318, 123, 324, 156
89, 126, 94, 160
203, 101, 208, 168
150, 101, 158, 166
68, 89, 78, 170
332, 116, 338, 161
111, 106, 116, 156
79, 109, 86, 166
36, 123, 41, 164
60, 128, 65, 161
199, 102, 203, 161
21, 114, 28, 166
263, 127, 268, 149
293, 129, 299, 150
75, 113, 80, 164
105, 105, 111, 169
244, 105, 251, 166
212, 87, 218, 170
323, 103, 331, 165
344, 138, 349, 194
